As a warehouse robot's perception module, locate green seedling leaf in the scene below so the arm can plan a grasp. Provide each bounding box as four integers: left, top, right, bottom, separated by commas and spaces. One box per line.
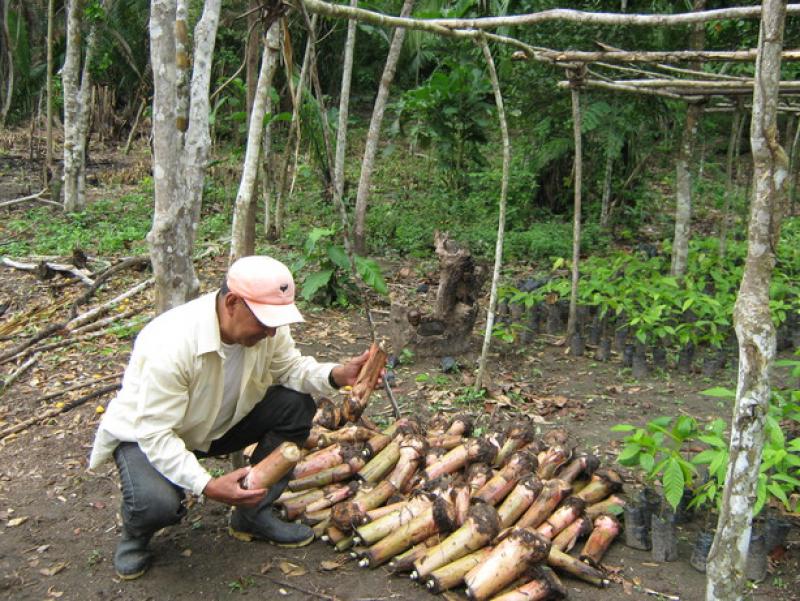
700, 387, 736, 398
301, 269, 333, 301
662, 457, 685, 511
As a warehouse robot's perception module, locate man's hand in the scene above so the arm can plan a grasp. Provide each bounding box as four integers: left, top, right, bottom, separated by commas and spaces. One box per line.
330, 349, 384, 388
203, 467, 267, 507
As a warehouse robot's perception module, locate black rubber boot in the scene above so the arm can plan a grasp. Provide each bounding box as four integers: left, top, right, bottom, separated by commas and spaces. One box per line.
113, 528, 153, 580
229, 476, 314, 548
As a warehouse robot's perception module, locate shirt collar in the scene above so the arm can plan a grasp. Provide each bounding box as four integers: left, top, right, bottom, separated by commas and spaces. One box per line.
197, 291, 224, 356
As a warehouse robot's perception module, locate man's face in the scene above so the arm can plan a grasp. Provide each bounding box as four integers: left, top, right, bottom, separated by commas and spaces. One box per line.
228, 296, 278, 346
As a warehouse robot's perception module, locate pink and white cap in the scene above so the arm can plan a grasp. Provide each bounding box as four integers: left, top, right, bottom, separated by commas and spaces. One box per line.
226, 256, 304, 328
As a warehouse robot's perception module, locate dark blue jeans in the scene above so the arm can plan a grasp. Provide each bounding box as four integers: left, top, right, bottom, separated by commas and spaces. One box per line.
113, 386, 315, 537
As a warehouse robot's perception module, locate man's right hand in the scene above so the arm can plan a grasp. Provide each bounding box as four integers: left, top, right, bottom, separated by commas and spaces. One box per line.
203, 467, 267, 507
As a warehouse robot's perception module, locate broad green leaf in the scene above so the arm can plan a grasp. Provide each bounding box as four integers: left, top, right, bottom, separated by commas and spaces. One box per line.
301, 270, 333, 301
767, 483, 790, 509
355, 257, 388, 295
698, 434, 727, 449
662, 457, 685, 511
327, 245, 350, 271
610, 424, 636, 432
616, 444, 641, 466
639, 453, 655, 472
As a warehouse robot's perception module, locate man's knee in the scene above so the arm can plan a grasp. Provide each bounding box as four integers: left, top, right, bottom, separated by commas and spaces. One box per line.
268, 386, 316, 428
124, 488, 185, 535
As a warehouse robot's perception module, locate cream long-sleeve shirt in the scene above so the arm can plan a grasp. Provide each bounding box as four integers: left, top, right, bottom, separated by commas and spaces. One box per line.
88, 291, 338, 495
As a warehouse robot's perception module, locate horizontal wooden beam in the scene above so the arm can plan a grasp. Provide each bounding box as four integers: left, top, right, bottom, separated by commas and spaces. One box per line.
539, 49, 800, 63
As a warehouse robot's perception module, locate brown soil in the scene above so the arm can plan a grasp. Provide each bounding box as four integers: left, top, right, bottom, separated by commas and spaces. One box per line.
0, 150, 798, 601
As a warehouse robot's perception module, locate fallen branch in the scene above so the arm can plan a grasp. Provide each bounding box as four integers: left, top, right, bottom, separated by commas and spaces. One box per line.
0, 325, 132, 366
256, 575, 339, 601
0, 189, 61, 209
37, 372, 124, 403
70, 307, 144, 335
64, 278, 153, 332
0, 323, 66, 364
70, 255, 151, 317
2, 256, 95, 286
0, 353, 39, 393
0, 382, 120, 441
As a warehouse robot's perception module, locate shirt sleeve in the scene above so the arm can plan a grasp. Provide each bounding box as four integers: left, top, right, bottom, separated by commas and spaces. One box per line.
133, 351, 213, 496
268, 327, 339, 398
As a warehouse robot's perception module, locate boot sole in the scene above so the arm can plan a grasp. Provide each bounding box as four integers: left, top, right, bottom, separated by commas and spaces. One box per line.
228, 526, 314, 548
115, 567, 147, 581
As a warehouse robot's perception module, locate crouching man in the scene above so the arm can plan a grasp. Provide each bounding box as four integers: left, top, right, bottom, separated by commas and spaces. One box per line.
89, 256, 371, 579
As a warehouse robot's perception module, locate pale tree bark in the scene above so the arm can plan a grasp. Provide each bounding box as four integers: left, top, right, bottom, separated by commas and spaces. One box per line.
332, 0, 358, 211
719, 98, 745, 259
0, 0, 13, 127
245, 0, 259, 116
148, 0, 221, 313
566, 80, 583, 341
706, 2, 789, 599
63, 0, 103, 212
352, 0, 415, 254
44, 0, 55, 186
230, 21, 281, 263
670, 0, 706, 278
475, 38, 510, 392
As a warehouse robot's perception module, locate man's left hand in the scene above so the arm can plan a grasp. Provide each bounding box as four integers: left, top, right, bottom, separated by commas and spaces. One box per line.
330, 349, 384, 388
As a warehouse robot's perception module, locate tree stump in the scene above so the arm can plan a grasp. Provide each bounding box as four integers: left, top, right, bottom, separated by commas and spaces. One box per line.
389, 232, 485, 358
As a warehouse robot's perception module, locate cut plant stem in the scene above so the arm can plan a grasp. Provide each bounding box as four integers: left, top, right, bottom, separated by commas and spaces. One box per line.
313, 397, 342, 430
412, 502, 501, 580
585, 494, 626, 520
536, 496, 586, 540
473, 451, 537, 506
303, 481, 360, 514
424, 438, 497, 481
292, 443, 349, 480
331, 479, 397, 531
515, 479, 572, 529
359, 495, 456, 568
289, 455, 366, 491
573, 469, 623, 504
243, 441, 301, 490
357, 439, 400, 483
551, 515, 592, 553
580, 514, 621, 565
387, 434, 428, 490
547, 547, 609, 587
388, 533, 442, 573
494, 424, 535, 467
464, 527, 552, 601
497, 475, 544, 529
354, 495, 432, 545
317, 424, 377, 446
425, 547, 493, 593
342, 342, 387, 423
490, 566, 568, 601
537, 445, 572, 479
427, 434, 464, 449
466, 462, 494, 493
557, 454, 600, 484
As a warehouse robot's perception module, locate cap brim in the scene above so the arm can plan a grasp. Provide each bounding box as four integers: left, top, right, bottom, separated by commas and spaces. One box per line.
245, 300, 305, 328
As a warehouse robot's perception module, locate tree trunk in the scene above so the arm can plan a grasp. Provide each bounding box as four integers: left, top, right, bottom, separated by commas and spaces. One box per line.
245, 0, 259, 116
719, 99, 744, 259
566, 81, 583, 339
475, 38, 510, 391
0, 0, 13, 127
600, 147, 613, 228
148, 0, 221, 313
670, 0, 706, 278
274, 16, 314, 239
706, 2, 788, 599
352, 0, 415, 254
332, 0, 357, 212
44, 0, 55, 186
63, 0, 85, 211
789, 111, 800, 205
230, 21, 280, 263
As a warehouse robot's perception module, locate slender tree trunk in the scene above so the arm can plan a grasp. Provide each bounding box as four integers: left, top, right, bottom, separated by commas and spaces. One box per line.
230, 22, 280, 263
352, 0, 415, 254
566, 82, 583, 339
706, 2, 788, 600
245, 0, 259, 116
600, 148, 613, 228
332, 0, 358, 211
720, 99, 744, 259
670, 0, 706, 277
0, 0, 13, 127
274, 16, 314, 239
148, 0, 221, 313
44, 0, 55, 186
789, 113, 800, 205
63, 0, 85, 210
475, 38, 510, 392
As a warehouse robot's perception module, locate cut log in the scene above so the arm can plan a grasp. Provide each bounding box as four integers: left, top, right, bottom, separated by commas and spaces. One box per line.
342, 342, 387, 423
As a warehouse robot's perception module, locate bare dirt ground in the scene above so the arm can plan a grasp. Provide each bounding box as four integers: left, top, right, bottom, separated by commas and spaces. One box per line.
0, 150, 798, 601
